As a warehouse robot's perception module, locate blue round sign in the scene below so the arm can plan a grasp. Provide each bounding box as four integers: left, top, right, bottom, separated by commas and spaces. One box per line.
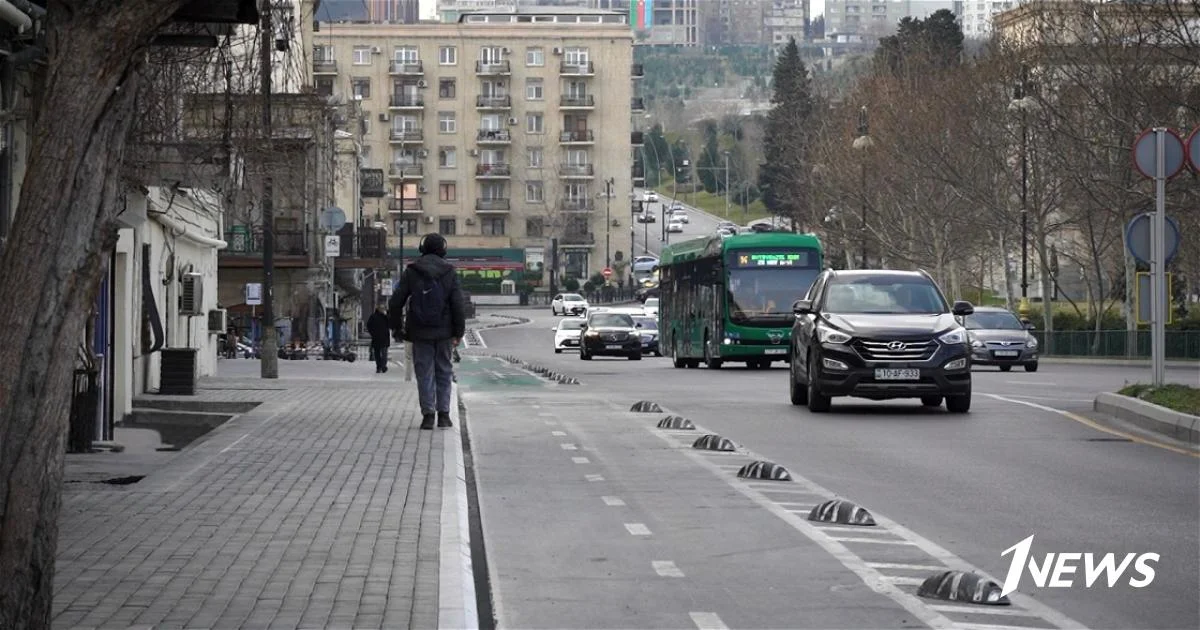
1188, 127, 1200, 172
1132, 129, 1186, 179
1125, 213, 1181, 265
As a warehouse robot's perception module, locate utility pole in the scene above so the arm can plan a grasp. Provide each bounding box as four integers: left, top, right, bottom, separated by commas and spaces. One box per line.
259, 0, 278, 378
723, 151, 730, 219
605, 177, 612, 269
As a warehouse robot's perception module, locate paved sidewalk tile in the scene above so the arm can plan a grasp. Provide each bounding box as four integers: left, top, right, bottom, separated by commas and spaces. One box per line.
53, 360, 445, 630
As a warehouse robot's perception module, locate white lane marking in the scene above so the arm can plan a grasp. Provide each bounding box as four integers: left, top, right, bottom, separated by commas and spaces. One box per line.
653, 560, 684, 577
560, 443, 578, 450
471, 332, 488, 348
929, 604, 1047, 618
955, 624, 1058, 630
814, 524, 897, 535
994, 394, 1095, 403
624, 523, 652, 536
867, 562, 948, 572
642, 424, 1087, 630
571, 456, 590, 464
585, 474, 605, 481
828, 537, 918, 546
602, 496, 626, 506
689, 612, 729, 630
220, 433, 250, 453
1003, 380, 1057, 386
743, 486, 818, 494
879, 575, 926, 586
551, 430, 567, 436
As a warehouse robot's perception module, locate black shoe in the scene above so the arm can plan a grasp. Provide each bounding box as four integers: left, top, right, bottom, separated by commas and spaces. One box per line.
437, 412, 453, 428
420, 413, 435, 430
383, 366, 388, 373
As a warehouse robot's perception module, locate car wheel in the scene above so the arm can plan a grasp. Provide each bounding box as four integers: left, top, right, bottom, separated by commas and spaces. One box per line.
789, 352, 808, 406
555, 348, 562, 354
999, 365, 1012, 372
703, 335, 722, 369
628, 352, 642, 361
1024, 362, 1038, 373
946, 388, 971, 413
920, 395, 943, 407
806, 355, 831, 412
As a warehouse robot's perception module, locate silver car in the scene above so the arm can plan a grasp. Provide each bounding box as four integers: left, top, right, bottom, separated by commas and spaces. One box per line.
963, 306, 1039, 372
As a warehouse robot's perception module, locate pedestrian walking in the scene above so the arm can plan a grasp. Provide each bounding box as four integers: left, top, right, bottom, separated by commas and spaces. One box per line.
388, 233, 466, 430
366, 304, 391, 373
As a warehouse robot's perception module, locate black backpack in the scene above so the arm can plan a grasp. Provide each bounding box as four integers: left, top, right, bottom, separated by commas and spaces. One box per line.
408, 268, 450, 328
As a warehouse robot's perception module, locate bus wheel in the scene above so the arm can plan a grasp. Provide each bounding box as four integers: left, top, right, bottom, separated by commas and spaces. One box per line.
671, 341, 685, 369
703, 335, 723, 369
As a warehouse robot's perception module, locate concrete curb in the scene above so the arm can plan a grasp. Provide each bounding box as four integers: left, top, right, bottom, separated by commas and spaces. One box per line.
1041, 357, 1199, 368
438, 381, 479, 630
1093, 392, 1200, 445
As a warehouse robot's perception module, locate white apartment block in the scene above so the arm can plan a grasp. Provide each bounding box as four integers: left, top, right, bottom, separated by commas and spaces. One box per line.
313, 10, 639, 280
960, 0, 1023, 38
823, 0, 957, 40
644, 0, 702, 46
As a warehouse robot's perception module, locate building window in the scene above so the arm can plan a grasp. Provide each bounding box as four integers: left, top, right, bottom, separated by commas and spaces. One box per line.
439, 218, 457, 235
439, 46, 457, 65
527, 147, 543, 168
525, 78, 543, 100
439, 78, 456, 99
563, 46, 589, 66
526, 112, 543, 134
353, 46, 372, 65
394, 46, 418, 63
526, 181, 544, 202
395, 218, 419, 236
526, 47, 544, 66
316, 77, 334, 97
439, 182, 456, 202
351, 78, 371, 99
439, 147, 457, 168
481, 217, 506, 236
526, 217, 544, 237
438, 112, 456, 133
314, 45, 333, 62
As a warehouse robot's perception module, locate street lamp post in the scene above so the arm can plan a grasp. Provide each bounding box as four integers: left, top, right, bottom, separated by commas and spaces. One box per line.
723, 151, 731, 219
852, 106, 872, 268
604, 177, 613, 269
1011, 64, 1031, 317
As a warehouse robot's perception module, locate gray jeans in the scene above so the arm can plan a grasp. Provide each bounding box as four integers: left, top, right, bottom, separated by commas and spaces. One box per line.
410, 339, 454, 414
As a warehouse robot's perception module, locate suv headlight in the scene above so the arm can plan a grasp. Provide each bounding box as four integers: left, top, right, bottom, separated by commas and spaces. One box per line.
971, 339, 985, 348
1026, 337, 1038, 348
938, 327, 968, 345
817, 326, 852, 345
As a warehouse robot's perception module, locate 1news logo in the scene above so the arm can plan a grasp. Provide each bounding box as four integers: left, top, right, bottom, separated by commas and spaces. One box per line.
1000, 534, 1159, 597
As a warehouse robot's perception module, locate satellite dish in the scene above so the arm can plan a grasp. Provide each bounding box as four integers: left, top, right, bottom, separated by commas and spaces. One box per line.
320, 207, 346, 232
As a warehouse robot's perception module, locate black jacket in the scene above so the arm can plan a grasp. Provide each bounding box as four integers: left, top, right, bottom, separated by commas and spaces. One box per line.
366, 311, 390, 343
388, 253, 466, 342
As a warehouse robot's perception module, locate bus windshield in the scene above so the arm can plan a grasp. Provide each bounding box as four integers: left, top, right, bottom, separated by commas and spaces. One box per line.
727, 268, 821, 319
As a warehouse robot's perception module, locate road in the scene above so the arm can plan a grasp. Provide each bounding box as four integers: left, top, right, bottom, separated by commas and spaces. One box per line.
630, 189, 746, 259
461, 309, 1199, 630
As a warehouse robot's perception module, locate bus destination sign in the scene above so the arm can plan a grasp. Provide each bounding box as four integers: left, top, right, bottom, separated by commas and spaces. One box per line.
731, 250, 813, 268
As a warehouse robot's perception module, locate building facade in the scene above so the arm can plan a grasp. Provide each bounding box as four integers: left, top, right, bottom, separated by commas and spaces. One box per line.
823, 0, 957, 40
313, 9, 637, 289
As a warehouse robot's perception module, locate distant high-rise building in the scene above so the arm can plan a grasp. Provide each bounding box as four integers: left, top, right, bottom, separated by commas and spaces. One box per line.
365, 0, 421, 22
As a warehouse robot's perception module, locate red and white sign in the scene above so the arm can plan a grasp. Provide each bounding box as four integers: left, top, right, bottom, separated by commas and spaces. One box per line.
602, 267, 613, 278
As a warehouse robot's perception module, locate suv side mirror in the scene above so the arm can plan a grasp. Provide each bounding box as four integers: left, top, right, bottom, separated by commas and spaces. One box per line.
951, 300, 975, 317
792, 299, 813, 315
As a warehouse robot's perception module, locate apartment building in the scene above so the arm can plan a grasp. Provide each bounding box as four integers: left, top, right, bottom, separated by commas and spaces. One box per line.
962, 0, 1023, 38
643, 0, 702, 46
313, 9, 638, 286
824, 0, 956, 40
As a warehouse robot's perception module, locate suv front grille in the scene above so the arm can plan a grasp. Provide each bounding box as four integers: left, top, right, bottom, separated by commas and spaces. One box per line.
852, 338, 936, 361
602, 332, 630, 342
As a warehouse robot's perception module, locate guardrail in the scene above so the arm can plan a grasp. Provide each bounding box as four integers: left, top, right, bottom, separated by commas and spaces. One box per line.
1032, 330, 1199, 359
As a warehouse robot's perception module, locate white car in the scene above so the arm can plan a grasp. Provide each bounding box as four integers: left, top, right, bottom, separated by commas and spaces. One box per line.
642, 297, 659, 318
667, 217, 685, 233
551, 293, 589, 315
669, 207, 689, 223
552, 317, 586, 353
644, 191, 659, 203
632, 256, 658, 273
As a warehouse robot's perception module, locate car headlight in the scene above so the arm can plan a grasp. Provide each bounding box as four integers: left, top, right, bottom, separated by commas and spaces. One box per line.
816, 326, 851, 345
938, 327, 968, 345
584, 330, 599, 337
1026, 337, 1038, 348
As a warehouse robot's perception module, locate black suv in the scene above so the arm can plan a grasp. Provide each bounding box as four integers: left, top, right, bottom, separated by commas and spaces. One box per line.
788, 269, 975, 413
580, 311, 642, 361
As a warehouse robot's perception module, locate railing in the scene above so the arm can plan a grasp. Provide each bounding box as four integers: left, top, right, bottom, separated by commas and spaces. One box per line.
388, 198, 423, 212
389, 60, 424, 74
561, 231, 595, 245
631, 63, 644, 78
339, 228, 388, 259
313, 59, 337, 73
560, 61, 595, 75
223, 229, 308, 256
475, 198, 511, 212
631, 131, 644, 145
475, 60, 511, 74
389, 94, 424, 107
389, 129, 424, 142
475, 163, 511, 177
1031, 330, 1200, 359
631, 97, 645, 111
560, 94, 595, 107
559, 130, 594, 143
476, 95, 512, 108
559, 164, 594, 177
559, 199, 594, 212
388, 163, 423, 177
477, 129, 511, 142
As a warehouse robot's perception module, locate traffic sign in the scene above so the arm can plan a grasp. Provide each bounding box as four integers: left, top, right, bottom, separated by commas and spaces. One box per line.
1188, 127, 1200, 171
602, 267, 613, 278
320, 207, 347, 232
324, 235, 341, 258
1125, 212, 1181, 265
1132, 129, 1185, 179
244, 283, 263, 306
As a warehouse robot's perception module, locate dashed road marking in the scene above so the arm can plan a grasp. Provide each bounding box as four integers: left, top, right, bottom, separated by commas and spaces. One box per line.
602, 496, 626, 506
828, 536, 917, 546
815, 524, 897, 535
866, 562, 947, 572
624, 523, 652, 536
653, 560, 684, 577
928, 604, 1047, 618
560, 443, 578, 450
689, 611, 729, 630
585, 474, 605, 482
879, 575, 926, 586
551, 430, 567, 436
571, 456, 590, 464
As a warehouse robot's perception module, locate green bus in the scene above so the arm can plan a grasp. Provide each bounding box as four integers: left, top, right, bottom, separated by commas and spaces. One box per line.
658, 232, 824, 369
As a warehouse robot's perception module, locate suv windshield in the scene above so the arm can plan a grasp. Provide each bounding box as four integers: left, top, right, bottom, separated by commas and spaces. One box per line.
558, 319, 585, 330
964, 311, 1022, 330
823, 277, 947, 315
589, 313, 634, 328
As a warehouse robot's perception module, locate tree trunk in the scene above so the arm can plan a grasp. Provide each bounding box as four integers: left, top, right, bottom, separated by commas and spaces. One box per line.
1000, 231, 1015, 312
0, 2, 190, 628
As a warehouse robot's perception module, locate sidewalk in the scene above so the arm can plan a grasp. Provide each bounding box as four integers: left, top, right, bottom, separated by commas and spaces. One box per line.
53, 358, 475, 630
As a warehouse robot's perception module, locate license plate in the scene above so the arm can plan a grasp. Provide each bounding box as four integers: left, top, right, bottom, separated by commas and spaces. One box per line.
564, 340, 577, 346
993, 350, 1019, 357
764, 348, 787, 355
606, 344, 622, 350
875, 368, 920, 381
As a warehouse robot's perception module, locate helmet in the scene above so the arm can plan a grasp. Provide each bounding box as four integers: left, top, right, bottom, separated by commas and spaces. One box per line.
418, 232, 447, 256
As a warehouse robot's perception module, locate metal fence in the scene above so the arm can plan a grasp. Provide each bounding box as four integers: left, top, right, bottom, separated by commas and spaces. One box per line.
1033, 330, 1200, 359
525, 290, 638, 306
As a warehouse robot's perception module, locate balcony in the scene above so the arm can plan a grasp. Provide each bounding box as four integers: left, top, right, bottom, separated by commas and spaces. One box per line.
389, 129, 424, 143
632, 165, 645, 182
631, 63, 644, 79
337, 228, 388, 261
558, 164, 594, 179
561, 231, 595, 245
475, 60, 511, 75
477, 129, 512, 144
559, 95, 595, 109
389, 60, 424, 75
475, 95, 512, 110
559, 199, 595, 212
388, 198, 423, 213
475, 163, 511, 178
475, 198, 511, 213
631, 97, 645, 112
221, 229, 309, 267
559, 130, 595, 144
560, 61, 595, 76
389, 94, 424, 109
631, 131, 644, 146
388, 163, 424, 179
313, 59, 337, 74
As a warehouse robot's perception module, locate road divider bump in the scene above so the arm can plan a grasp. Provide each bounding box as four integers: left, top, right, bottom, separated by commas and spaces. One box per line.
916, 570, 1011, 606
736, 461, 792, 481
631, 400, 663, 412
807, 499, 877, 526
656, 415, 696, 429
692, 434, 736, 452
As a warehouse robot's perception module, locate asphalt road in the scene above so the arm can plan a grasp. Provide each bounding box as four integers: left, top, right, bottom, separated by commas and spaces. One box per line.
631, 189, 741, 258
463, 309, 1200, 630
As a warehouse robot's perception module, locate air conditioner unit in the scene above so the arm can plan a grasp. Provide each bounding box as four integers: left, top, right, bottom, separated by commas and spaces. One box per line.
207, 308, 227, 332
179, 272, 204, 316
507, 117, 518, 125
423, 216, 435, 224
379, 113, 389, 122
465, 217, 476, 225
552, 47, 563, 55
416, 79, 428, 88
502, 47, 510, 54
417, 149, 429, 158
417, 185, 428, 194
371, 46, 381, 54
469, 149, 479, 157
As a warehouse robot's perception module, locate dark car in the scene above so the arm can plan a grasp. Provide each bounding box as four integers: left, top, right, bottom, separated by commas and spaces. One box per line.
963, 306, 1038, 372
580, 312, 642, 360
633, 315, 660, 356
788, 269, 975, 413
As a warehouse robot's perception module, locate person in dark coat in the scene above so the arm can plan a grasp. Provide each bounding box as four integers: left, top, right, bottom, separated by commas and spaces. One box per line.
388, 233, 466, 429
366, 304, 391, 373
